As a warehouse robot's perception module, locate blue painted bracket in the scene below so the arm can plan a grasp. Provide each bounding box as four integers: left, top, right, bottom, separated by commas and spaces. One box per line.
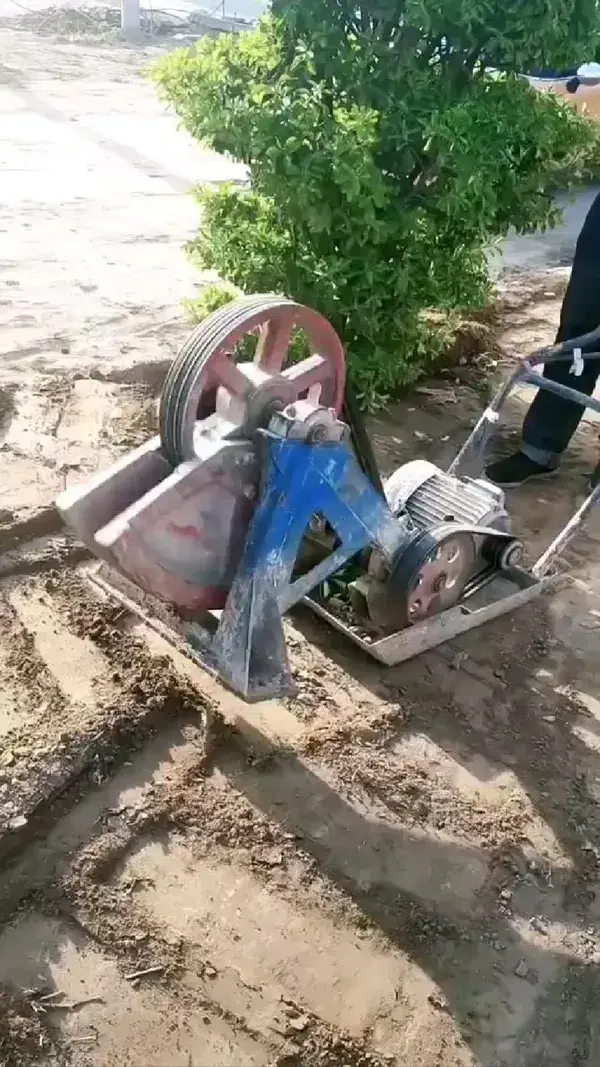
211, 430, 408, 701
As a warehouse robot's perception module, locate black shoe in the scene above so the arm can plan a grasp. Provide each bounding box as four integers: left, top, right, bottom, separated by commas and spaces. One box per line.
485, 451, 558, 488
588, 462, 600, 493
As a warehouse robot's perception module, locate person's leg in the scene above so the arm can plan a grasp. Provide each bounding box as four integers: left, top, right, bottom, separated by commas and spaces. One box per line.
486, 191, 600, 487
485, 351, 599, 487
520, 356, 599, 467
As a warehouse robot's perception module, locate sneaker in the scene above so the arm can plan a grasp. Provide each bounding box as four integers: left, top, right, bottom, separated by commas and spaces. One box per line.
588, 462, 600, 493
485, 451, 558, 488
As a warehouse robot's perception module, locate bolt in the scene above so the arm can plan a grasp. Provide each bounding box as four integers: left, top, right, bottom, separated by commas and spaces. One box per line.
309, 425, 329, 443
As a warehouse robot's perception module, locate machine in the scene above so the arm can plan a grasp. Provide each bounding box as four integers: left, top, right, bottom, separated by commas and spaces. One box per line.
56, 295, 600, 701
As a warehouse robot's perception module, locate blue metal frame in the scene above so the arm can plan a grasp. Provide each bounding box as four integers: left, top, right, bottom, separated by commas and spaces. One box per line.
212, 430, 408, 701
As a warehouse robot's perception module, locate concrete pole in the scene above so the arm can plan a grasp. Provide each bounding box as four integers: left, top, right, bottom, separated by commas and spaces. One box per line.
121, 0, 141, 37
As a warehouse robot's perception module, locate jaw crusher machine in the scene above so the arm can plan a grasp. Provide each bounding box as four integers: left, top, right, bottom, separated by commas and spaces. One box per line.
56, 296, 600, 701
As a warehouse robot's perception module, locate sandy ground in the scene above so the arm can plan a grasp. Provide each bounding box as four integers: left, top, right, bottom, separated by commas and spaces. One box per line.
1, 22, 600, 1067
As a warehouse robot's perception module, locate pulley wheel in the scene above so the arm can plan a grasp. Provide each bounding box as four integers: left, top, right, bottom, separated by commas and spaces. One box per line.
367, 525, 477, 632
159, 295, 345, 467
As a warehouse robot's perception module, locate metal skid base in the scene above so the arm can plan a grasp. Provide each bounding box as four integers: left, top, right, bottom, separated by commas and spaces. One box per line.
87, 557, 559, 697
88, 562, 241, 692
305, 567, 559, 666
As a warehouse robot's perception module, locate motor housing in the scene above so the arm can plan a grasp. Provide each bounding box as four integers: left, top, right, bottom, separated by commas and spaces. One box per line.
384, 459, 510, 534
357, 460, 513, 631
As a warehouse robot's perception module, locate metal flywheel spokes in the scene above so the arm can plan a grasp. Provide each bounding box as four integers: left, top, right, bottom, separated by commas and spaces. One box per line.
159, 295, 346, 466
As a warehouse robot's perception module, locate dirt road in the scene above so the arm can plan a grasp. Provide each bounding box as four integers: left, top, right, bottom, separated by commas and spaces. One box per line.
1, 24, 600, 1067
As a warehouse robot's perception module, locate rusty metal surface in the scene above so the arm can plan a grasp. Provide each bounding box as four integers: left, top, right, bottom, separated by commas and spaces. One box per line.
57, 297, 348, 617
159, 295, 346, 466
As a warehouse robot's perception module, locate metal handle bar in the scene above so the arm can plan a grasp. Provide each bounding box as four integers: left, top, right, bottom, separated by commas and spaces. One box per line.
449, 327, 600, 479
533, 322, 600, 360
447, 328, 600, 576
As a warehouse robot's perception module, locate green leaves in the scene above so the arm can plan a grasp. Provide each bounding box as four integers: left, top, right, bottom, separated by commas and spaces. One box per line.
154, 1, 600, 406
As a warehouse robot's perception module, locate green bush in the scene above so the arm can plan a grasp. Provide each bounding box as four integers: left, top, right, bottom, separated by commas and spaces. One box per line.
183, 280, 243, 325
154, 1, 599, 407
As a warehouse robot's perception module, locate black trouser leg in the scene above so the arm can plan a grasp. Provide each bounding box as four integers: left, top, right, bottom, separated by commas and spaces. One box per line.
522, 191, 600, 465
522, 356, 599, 467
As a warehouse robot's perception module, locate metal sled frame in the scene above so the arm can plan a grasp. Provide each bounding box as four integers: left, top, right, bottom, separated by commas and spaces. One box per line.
303, 329, 600, 664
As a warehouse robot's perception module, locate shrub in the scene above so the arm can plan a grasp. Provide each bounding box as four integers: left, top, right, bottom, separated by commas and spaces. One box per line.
183, 280, 243, 325
154, 1, 599, 407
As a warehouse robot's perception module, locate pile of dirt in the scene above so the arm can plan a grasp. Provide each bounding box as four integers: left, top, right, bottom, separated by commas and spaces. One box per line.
0, 3, 248, 41
0, 985, 52, 1067
0, 387, 16, 439
0, 5, 156, 39
45, 571, 212, 725
61, 738, 300, 900
104, 385, 158, 450
0, 5, 121, 35
443, 317, 503, 377
0, 571, 216, 860
432, 268, 570, 381
273, 1022, 395, 1067
302, 716, 530, 850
